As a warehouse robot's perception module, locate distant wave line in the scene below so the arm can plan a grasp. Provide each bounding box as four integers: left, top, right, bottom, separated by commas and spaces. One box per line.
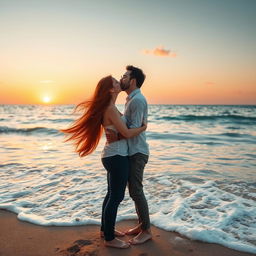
147, 131, 255, 143
39, 118, 74, 123
156, 115, 256, 122
0, 126, 60, 135
1, 126, 255, 144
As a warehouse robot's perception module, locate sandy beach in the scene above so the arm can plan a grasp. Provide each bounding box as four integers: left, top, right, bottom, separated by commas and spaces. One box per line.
0, 210, 254, 256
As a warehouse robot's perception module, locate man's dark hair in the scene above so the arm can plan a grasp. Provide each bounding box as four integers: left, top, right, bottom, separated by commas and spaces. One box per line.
126, 65, 146, 88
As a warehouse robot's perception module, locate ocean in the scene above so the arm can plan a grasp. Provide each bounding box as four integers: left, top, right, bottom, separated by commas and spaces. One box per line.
0, 104, 255, 254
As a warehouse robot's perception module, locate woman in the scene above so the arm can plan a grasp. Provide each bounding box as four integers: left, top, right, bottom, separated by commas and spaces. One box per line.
61, 76, 146, 249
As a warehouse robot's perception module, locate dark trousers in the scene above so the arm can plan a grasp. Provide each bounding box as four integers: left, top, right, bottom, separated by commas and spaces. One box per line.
101, 155, 129, 241
128, 153, 150, 230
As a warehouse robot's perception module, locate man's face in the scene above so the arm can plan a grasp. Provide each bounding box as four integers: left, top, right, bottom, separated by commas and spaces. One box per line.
120, 71, 132, 91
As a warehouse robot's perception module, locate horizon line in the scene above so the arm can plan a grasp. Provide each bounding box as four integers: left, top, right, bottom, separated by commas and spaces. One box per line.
0, 103, 255, 106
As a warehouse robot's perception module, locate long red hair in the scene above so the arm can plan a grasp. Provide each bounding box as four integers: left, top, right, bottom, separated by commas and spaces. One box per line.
61, 75, 113, 157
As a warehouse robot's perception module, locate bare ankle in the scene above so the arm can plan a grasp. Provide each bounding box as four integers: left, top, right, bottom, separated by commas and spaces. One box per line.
141, 228, 151, 234
104, 238, 130, 249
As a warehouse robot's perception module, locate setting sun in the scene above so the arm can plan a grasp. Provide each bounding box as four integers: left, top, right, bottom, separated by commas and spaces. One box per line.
42, 96, 51, 104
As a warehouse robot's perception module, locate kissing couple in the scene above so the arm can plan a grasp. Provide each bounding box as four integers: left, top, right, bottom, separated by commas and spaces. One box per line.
62, 65, 151, 249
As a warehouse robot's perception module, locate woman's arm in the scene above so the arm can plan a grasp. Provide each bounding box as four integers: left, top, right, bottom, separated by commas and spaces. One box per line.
107, 106, 146, 138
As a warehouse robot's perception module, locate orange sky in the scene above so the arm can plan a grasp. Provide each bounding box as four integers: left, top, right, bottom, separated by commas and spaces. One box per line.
0, 1, 255, 105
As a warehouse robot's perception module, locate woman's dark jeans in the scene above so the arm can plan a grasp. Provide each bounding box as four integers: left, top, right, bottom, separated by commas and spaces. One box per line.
101, 155, 129, 241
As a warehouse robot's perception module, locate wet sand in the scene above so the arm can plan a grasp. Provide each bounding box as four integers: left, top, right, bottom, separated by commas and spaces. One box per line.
0, 210, 254, 256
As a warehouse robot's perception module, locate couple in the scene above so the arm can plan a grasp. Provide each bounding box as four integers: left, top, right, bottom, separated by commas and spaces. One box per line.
62, 65, 151, 249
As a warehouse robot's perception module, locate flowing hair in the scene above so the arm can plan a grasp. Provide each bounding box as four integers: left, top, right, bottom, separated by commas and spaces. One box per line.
61, 75, 113, 157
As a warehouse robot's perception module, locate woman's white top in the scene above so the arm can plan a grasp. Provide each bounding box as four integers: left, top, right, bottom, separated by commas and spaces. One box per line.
101, 116, 128, 158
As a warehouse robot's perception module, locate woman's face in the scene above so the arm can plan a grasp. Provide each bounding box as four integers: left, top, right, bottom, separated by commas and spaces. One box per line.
111, 77, 121, 93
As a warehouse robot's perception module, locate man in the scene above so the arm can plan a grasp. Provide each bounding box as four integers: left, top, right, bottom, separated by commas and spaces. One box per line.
107, 65, 152, 244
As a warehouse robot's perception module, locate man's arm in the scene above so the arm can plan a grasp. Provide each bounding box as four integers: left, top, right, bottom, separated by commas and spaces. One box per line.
105, 99, 147, 143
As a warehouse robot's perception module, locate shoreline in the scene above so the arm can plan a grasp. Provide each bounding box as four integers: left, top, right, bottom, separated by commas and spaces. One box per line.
0, 209, 254, 256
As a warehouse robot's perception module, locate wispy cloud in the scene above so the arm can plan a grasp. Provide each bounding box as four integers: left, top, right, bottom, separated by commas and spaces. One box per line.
40, 80, 55, 84
205, 82, 215, 86
142, 46, 176, 57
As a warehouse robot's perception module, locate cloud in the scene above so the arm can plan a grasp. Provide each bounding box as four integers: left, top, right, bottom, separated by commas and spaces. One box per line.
205, 82, 215, 86
143, 46, 176, 57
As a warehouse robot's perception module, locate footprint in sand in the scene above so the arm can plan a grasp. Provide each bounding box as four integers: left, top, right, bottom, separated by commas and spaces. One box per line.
60, 239, 98, 256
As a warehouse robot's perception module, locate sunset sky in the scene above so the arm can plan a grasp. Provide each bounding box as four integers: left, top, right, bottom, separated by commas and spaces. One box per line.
0, 0, 255, 105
